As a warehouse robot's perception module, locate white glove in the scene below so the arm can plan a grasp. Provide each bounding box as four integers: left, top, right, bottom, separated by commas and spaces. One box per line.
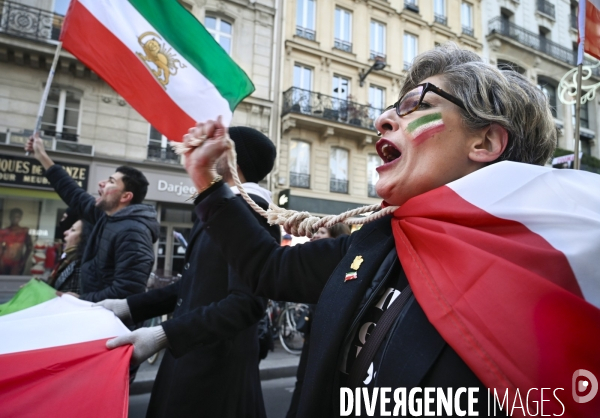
106, 326, 169, 366
93, 299, 132, 323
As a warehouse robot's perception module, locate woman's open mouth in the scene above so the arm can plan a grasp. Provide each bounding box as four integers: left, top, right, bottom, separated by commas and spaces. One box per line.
376, 139, 402, 166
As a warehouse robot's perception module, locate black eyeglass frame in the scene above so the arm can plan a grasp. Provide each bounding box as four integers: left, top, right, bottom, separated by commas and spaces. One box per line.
387, 82, 467, 117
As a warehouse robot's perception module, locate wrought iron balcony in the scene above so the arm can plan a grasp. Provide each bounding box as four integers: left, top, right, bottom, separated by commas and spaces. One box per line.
404, 0, 420, 13
462, 26, 474, 37
334, 38, 352, 53
0, 0, 64, 43
488, 17, 600, 76
282, 87, 382, 132
570, 13, 577, 30
536, 0, 555, 18
147, 144, 180, 164
370, 51, 386, 61
330, 178, 349, 194
434, 14, 447, 25
290, 172, 310, 188
3, 129, 94, 155
368, 183, 379, 198
296, 26, 316, 41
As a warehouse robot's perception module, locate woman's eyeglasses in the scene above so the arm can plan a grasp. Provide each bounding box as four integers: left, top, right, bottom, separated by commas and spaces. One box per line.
386, 82, 466, 117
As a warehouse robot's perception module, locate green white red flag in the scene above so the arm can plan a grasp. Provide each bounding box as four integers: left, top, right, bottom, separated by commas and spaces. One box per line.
392, 161, 600, 417
60, 0, 254, 141
0, 281, 132, 417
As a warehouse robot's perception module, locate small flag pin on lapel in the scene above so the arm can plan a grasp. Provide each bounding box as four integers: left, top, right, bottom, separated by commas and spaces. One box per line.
345, 256, 364, 282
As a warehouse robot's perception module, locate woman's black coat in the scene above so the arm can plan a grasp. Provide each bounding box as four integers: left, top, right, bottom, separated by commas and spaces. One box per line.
196, 183, 492, 418
127, 192, 280, 418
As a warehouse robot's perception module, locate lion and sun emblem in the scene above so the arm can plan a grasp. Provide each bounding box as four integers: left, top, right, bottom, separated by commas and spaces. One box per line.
136, 31, 186, 89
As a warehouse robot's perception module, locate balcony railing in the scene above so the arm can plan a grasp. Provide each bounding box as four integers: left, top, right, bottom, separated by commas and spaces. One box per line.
570, 13, 578, 30
296, 26, 316, 41
434, 14, 447, 25
370, 51, 386, 61
334, 38, 352, 53
368, 183, 379, 198
462, 26, 474, 37
147, 145, 180, 164
488, 17, 600, 76
536, 0, 555, 18
3, 129, 94, 155
404, 1, 420, 13
0, 0, 64, 42
330, 178, 349, 194
282, 87, 383, 131
290, 172, 310, 188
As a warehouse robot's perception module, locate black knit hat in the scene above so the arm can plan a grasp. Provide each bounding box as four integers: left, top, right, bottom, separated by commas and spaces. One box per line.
228, 126, 276, 183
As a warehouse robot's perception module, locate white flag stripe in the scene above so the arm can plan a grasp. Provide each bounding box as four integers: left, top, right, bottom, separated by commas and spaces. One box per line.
78, 0, 232, 127
0, 294, 88, 323
0, 299, 130, 355
448, 161, 600, 308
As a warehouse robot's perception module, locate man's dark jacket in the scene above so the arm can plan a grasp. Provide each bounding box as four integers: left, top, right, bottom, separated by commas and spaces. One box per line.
127, 191, 280, 418
197, 184, 498, 418
45, 165, 159, 302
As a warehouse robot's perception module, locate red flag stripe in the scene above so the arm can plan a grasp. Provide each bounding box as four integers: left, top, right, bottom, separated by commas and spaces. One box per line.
60, 0, 195, 141
0, 339, 132, 418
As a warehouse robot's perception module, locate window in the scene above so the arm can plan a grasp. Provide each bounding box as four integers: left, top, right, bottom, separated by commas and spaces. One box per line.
367, 154, 382, 198
41, 87, 81, 141
368, 85, 385, 121
537, 77, 557, 118
570, 2, 578, 29
293, 64, 313, 90
292, 64, 313, 113
572, 102, 589, 130
461, 2, 473, 36
334, 7, 352, 52
147, 126, 180, 164
332, 75, 350, 120
434, 0, 446, 24
289, 140, 311, 188
403, 33, 417, 70
370, 21, 386, 60
296, 0, 316, 40
205, 16, 232, 54
330, 148, 349, 194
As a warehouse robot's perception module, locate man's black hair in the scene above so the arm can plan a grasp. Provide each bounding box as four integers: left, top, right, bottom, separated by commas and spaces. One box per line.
9, 208, 23, 217
115, 166, 149, 205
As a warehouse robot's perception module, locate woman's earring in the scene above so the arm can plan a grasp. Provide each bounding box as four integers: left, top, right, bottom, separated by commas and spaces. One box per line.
377, 131, 382, 136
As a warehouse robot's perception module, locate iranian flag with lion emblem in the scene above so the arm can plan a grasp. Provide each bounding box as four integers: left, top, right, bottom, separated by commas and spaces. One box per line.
60, 0, 254, 140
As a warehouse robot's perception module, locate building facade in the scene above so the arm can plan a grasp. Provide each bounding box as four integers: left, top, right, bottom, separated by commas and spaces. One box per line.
0, 0, 279, 294
482, 0, 600, 166
276, 0, 483, 216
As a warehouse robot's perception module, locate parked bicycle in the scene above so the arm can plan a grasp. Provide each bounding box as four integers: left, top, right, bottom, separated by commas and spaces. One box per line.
277, 302, 310, 355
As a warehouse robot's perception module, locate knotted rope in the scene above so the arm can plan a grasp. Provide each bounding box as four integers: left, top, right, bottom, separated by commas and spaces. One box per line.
172, 134, 399, 238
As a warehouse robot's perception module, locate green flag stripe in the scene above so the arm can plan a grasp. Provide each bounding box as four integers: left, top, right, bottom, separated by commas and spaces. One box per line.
407, 112, 442, 133
0, 279, 56, 316
127, 0, 254, 111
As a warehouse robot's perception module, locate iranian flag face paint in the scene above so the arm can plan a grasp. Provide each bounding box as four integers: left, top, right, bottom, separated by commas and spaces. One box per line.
406, 112, 445, 145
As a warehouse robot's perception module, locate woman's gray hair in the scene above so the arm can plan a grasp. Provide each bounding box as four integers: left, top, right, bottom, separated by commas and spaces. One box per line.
402, 43, 556, 165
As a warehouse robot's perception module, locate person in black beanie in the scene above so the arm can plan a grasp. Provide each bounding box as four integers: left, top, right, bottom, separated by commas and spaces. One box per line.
97, 126, 280, 418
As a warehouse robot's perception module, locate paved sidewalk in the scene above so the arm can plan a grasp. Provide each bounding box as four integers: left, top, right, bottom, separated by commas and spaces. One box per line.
130, 341, 301, 395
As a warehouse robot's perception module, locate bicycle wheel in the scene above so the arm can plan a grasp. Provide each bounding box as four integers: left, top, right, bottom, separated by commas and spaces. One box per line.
278, 304, 309, 355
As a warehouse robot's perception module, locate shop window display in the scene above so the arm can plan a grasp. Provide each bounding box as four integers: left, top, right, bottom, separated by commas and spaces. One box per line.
0, 194, 68, 277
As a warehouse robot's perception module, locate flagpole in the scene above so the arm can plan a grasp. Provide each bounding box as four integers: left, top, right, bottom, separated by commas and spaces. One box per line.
573, 63, 583, 170
26, 41, 62, 155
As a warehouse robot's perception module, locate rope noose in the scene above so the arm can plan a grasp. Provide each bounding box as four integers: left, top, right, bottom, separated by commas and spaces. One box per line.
171, 133, 399, 238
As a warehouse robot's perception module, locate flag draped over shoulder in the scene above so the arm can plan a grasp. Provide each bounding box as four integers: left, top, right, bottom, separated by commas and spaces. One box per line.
579, 0, 600, 61
392, 162, 600, 417
0, 281, 132, 418
60, 0, 254, 141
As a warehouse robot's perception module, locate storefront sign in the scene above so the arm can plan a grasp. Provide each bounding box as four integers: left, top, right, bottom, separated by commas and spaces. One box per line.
0, 154, 89, 190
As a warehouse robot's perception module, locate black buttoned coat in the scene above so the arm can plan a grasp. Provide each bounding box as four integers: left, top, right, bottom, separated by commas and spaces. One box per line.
197, 184, 495, 418
127, 192, 280, 418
